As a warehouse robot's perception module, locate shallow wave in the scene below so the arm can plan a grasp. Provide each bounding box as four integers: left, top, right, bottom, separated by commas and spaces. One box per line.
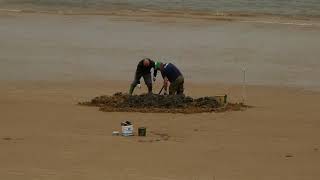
1, 7, 319, 28
1, 0, 320, 17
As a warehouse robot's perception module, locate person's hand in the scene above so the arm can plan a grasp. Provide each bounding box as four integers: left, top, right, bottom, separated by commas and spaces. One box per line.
153, 77, 156, 82
137, 84, 141, 89
163, 81, 168, 88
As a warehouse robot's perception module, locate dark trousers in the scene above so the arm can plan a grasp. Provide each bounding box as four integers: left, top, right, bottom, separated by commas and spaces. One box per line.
169, 75, 184, 95
132, 73, 152, 87
129, 73, 152, 94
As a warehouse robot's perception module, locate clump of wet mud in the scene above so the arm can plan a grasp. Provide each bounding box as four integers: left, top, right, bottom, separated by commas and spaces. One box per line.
79, 92, 248, 113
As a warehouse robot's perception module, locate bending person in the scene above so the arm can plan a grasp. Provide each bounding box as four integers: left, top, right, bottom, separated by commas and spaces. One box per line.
155, 62, 184, 95
129, 58, 157, 95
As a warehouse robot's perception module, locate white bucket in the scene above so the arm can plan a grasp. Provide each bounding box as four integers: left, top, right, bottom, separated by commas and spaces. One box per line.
121, 125, 133, 136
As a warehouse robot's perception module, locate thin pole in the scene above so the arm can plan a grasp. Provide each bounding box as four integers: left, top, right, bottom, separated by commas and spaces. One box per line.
242, 66, 247, 104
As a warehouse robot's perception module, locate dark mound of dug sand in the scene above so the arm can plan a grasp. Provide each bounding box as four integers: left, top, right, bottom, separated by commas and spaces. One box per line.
79, 92, 248, 113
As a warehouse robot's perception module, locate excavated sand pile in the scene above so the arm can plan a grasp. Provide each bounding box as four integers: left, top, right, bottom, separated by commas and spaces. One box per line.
79, 92, 248, 113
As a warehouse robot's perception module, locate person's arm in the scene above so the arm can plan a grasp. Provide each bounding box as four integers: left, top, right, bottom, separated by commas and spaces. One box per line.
161, 71, 168, 93
153, 69, 157, 77
161, 70, 165, 79
163, 78, 169, 95
148, 60, 157, 81
153, 69, 157, 81
135, 61, 144, 84
163, 77, 168, 90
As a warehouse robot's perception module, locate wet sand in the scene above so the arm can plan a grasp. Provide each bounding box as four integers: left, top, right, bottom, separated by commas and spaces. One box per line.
0, 12, 320, 180
1, 12, 320, 88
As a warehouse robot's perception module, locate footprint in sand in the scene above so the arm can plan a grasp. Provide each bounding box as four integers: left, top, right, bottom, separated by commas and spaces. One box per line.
285, 154, 294, 158
2, 137, 24, 142
2, 137, 12, 141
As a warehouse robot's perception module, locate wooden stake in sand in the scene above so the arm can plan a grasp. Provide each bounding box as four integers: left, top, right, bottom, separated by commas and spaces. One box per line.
242, 66, 247, 104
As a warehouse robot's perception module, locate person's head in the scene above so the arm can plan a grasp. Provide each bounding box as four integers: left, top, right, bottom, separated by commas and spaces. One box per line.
155, 61, 163, 70
143, 58, 150, 67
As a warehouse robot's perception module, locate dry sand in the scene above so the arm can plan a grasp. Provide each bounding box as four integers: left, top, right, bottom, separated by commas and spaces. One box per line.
0, 12, 320, 180
0, 81, 320, 180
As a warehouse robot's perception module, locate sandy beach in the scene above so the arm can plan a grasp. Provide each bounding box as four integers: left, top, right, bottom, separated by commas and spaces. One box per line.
0, 11, 320, 180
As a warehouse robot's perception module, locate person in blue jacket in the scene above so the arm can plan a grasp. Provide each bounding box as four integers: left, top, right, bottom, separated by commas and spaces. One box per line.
155, 61, 184, 95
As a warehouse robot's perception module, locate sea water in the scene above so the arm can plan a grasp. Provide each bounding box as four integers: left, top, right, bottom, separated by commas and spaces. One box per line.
1, 0, 320, 17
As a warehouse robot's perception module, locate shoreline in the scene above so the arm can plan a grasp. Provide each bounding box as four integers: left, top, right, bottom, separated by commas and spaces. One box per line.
1, 79, 319, 101
1, 7, 320, 27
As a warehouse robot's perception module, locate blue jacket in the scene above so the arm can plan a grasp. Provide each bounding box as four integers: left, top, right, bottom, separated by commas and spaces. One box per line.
161, 63, 183, 82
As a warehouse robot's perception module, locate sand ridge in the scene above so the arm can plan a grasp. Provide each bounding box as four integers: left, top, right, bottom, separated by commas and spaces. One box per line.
80, 92, 248, 113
